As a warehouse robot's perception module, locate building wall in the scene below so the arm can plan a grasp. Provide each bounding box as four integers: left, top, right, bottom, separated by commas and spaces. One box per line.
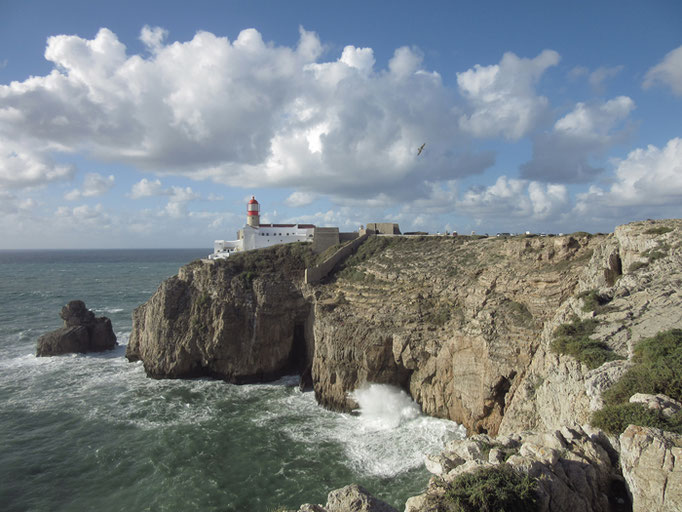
244, 225, 314, 251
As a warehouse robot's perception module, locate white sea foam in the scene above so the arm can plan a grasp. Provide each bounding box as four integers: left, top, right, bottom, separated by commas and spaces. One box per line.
257, 383, 466, 478
94, 307, 124, 314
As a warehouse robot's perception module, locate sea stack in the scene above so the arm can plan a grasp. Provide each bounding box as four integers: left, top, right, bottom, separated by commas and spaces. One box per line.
36, 300, 117, 356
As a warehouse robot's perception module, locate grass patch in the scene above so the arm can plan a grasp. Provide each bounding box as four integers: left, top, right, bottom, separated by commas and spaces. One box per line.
591, 329, 682, 435
550, 317, 623, 369
444, 464, 538, 512
644, 226, 673, 235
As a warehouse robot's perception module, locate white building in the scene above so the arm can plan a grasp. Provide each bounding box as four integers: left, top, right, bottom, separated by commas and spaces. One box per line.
209, 196, 315, 259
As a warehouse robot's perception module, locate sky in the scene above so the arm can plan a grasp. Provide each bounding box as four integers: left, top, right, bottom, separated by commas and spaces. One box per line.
1, 0, 681, 249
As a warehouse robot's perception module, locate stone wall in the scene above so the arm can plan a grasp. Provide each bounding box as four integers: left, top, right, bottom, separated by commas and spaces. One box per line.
305, 234, 369, 284
312, 227, 340, 254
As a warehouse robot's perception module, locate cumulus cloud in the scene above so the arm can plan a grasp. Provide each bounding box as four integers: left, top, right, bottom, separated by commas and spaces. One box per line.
521, 96, 635, 183
457, 176, 568, 222
643, 45, 682, 96
0, 26, 497, 205
129, 178, 164, 198
572, 137, 682, 226
140, 25, 168, 52
55, 203, 110, 226
65, 172, 114, 200
0, 138, 74, 189
285, 191, 316, 207
457, 50, 560, 140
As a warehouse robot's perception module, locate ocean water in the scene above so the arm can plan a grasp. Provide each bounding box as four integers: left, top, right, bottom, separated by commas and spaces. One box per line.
0, 249, 465, 512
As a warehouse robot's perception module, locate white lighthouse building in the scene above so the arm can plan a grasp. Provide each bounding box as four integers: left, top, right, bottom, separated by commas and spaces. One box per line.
209, 196, 316, 259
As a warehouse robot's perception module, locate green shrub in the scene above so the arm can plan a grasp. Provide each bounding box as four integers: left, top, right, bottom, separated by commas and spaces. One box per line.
577, 289, 611, 313
590, 329, 682, 435
550, 318, 622, 369
644, 226, 673, 235
603, 329, 682, 405
591, 403, 674, 435
444, 464, 538, 512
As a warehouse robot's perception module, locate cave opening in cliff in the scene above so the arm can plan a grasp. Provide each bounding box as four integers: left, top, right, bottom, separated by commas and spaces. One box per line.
288, 323, 310, 386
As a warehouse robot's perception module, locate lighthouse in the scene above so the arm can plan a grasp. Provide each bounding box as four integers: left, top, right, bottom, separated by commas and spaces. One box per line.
246, 195, 260, 227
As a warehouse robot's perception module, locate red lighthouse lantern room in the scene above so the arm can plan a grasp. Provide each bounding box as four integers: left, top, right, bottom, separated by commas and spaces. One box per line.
247, 196, 260, 227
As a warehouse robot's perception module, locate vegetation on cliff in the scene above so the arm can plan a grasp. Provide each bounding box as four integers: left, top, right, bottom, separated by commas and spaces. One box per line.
549, 317, 623, 369
591, 329, 682, 434
444, 464, 538, 512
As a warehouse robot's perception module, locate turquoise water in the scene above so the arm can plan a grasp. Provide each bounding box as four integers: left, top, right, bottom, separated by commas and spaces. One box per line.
0, 250, 464, 512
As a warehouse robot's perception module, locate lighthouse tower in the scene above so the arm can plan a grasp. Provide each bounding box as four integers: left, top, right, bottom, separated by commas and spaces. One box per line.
246, 196, 260, 227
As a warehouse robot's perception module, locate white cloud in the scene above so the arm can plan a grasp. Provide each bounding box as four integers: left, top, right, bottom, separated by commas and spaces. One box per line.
140, 25, 168, 52
521, 96, 635, 183
609, 137, 682, 205
65, 172, 114, 200
457, 50, 560, 140
285, 191, 316, 207
575, 137, 682, 218
55, 203, 110, 226
643, 45, 682, 96
129, 178, 164, 198
457, 176, 568, 222
0, 27, 493, 205
0, 138, 74, 189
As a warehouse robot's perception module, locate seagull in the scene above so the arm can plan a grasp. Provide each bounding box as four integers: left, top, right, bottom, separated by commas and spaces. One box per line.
417, 143, 426, 156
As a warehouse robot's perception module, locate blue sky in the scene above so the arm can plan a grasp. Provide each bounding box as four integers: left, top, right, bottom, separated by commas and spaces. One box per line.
1, 0, 681, 248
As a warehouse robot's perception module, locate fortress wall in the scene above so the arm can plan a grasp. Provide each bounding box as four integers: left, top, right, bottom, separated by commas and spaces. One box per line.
312, 227, 340, 254
305, 233, 369, 284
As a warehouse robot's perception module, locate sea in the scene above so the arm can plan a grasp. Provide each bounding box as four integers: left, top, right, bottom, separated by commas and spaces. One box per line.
0, 249, 465, 512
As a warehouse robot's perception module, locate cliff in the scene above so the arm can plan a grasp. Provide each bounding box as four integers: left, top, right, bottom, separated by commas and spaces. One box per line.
127, 219, 682, 511
128, 220, 681, 435
126, 243, 314, 382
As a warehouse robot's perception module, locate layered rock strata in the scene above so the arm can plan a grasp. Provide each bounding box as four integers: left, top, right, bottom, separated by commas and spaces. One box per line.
36, 300, 117, 356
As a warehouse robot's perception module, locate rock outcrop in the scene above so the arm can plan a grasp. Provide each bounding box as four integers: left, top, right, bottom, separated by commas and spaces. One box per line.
293, 484, 398, 512
406, 426, 629, 512
36, 300, 117, 356
126, 244, 313, 382
620, 425, 682, 512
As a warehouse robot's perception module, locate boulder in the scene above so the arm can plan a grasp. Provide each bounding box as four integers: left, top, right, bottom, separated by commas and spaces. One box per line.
36, 300, 117, 356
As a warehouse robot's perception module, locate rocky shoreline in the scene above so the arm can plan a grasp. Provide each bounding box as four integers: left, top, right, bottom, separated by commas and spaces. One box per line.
127, 219, 682, 511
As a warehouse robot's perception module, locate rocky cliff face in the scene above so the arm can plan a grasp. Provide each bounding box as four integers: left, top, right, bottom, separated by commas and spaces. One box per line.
500, 219, 682, 435
129, 220, 681, 437
126, 243, 313, 382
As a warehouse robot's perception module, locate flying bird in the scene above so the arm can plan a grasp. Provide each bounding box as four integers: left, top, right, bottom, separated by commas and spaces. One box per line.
417, 143, 426, 156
